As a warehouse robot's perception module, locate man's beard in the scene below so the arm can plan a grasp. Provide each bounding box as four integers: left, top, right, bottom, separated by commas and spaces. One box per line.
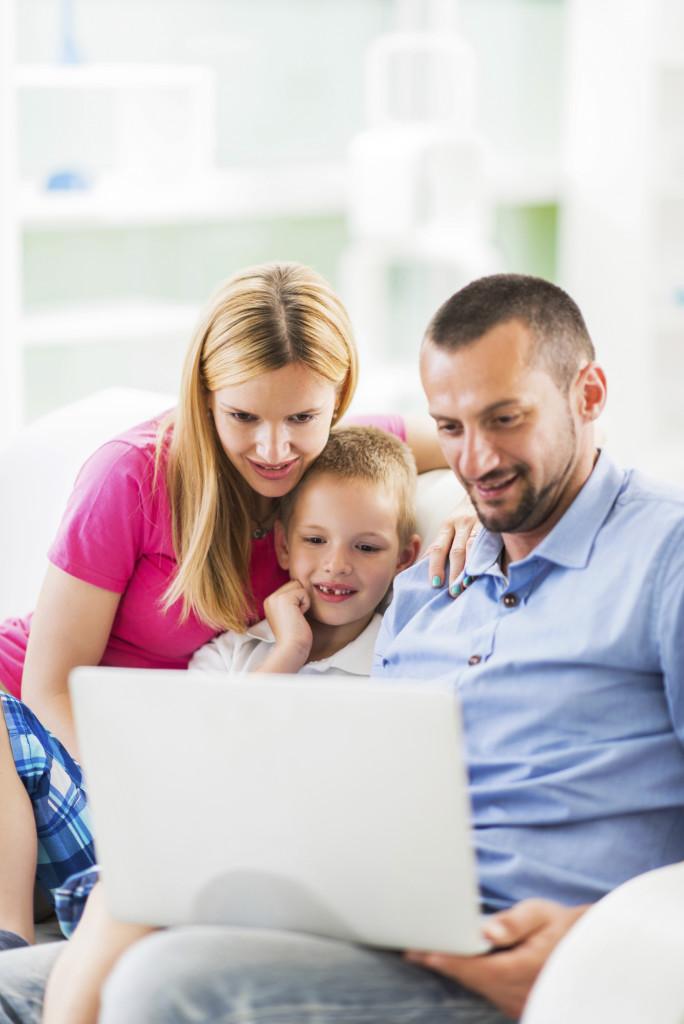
463, 415, 577, 536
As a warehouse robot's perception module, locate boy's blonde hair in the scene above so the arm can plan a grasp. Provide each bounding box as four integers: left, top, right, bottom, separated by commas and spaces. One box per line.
157, 262, 359, 631
279, 425, 418, 548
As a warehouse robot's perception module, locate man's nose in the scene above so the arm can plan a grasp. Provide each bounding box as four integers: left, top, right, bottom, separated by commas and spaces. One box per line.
458, 431, 500, 481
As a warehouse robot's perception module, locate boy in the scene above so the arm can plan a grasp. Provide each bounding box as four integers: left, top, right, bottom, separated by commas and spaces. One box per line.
40, 425, 421, 1024
191, 424, 421, 677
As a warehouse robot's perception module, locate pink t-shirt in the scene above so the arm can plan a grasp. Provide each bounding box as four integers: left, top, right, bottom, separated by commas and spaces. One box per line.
0, 412, 406, 698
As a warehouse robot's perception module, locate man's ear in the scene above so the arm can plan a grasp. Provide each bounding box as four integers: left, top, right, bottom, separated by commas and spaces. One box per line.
575, 362, 607, 422
393, 534, 421, 579
273, 520, 290, 570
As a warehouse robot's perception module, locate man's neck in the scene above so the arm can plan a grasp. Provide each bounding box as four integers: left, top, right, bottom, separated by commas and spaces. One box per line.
500, 446, 600, 570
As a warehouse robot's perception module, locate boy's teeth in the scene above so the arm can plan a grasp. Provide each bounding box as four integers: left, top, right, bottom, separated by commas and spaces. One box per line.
318, 585, 353, 595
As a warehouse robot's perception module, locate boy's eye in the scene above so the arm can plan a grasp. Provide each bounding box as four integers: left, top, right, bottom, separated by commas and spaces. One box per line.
303, 536, 325, 545
357, 544, 380, 553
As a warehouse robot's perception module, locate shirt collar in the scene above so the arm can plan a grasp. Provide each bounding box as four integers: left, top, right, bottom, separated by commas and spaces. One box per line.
246, 613, 382, 675
465, 449, 626, 575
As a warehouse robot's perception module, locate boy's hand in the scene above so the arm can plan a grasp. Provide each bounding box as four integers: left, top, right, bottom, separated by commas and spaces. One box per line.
258, 580, 313, 673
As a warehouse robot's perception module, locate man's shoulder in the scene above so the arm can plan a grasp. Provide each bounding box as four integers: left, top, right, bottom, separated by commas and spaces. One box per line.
382, 559, 440, 633
618, 467, 684, 510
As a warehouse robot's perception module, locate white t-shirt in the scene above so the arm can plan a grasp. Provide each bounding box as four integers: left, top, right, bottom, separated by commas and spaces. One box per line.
189, 613, 382, 677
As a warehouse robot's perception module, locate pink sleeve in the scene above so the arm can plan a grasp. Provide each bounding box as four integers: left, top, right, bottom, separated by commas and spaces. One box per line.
47, 441, 160, 593
341, 412, 407, 442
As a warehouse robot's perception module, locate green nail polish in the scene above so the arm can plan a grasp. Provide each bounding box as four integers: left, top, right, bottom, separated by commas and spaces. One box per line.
451, 583, 462, 596
432, 576, 441, 587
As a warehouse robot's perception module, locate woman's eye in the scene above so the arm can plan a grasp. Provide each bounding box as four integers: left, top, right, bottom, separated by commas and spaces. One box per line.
290, 413, 314, 424
230, 412, 257, 423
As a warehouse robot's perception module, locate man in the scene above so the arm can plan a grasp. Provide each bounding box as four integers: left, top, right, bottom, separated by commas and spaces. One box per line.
2, 274, 683, 1024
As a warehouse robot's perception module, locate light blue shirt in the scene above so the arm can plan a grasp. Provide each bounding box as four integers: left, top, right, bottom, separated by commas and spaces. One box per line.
374, 451, 684, 911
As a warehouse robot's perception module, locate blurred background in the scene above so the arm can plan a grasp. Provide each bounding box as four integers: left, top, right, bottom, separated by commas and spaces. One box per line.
1, 0, 683, 476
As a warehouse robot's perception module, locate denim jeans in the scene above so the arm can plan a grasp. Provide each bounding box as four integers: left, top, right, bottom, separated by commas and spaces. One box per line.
0, 929, 515, 1024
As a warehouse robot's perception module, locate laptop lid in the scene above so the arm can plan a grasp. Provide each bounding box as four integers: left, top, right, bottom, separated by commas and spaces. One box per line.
69, 667, 487, 955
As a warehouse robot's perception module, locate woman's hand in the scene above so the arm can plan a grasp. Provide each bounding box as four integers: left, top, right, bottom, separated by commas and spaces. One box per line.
257, 580, 313, 674
423, 494, 480, 595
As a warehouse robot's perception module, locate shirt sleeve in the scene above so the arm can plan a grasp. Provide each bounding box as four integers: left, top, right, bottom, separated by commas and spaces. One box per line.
655, 517, 684, 745
189, 631, 240, 672
47, 440, 157, 593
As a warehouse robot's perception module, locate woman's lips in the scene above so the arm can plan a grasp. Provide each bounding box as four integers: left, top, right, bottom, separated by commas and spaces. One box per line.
248, 458, 298, 481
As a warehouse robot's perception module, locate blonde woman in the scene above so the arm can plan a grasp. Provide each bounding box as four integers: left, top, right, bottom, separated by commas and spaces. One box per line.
0, 262, 472, 955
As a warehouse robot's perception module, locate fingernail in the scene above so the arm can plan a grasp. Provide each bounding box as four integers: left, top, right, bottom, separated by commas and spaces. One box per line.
432, 576, 441, 588
484, 919, 509, 944
450, 583, 462, 596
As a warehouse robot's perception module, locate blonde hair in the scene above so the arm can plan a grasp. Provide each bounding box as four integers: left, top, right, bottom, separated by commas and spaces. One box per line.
279, 425, 418, 548
158, 262, 359, 631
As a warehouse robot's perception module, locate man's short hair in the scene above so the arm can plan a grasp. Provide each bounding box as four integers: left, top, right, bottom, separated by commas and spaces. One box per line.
424, 273, 596, 392
279, 425, 418, 547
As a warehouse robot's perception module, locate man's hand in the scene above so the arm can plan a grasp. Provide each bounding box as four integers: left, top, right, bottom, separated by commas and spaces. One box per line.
423, 493, 481, 595
257, 580, 313, 674
406, 899, 588, 1020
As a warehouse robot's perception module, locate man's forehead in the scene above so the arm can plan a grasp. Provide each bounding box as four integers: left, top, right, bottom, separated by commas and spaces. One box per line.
420, 326, 558, 416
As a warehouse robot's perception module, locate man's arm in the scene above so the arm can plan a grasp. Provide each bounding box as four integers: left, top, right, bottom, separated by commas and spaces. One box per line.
406, 899, 588, 1020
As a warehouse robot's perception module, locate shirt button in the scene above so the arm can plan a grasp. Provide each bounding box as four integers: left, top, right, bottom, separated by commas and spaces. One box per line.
503, 594, 519, 608
468, 654, 482, 666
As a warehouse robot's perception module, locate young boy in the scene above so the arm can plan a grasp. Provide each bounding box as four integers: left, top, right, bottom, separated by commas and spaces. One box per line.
191, 424, 421, 678
40, 425, 421, 1024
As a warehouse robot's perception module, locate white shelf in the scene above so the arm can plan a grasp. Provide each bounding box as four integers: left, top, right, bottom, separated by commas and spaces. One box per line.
22, 301, 201, 347
20, 162, 349, 229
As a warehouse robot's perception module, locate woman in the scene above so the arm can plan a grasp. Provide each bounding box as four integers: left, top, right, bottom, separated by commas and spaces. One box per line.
0, 261, 471, 948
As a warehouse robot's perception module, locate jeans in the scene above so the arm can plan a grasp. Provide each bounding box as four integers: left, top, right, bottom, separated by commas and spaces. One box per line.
0, 929, 515, 1024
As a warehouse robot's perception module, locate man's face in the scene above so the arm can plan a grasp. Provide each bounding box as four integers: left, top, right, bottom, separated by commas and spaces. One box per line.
420, 320, 585, 554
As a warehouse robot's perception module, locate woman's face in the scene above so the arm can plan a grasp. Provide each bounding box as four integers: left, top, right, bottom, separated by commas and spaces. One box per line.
207, 363, 338, 499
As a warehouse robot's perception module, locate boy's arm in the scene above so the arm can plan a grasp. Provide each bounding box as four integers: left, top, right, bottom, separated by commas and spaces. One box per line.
255, 580, 313, 674
43, 881, 154, 1024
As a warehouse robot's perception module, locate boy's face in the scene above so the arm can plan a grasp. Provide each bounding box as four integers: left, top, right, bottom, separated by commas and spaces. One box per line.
274, 473, 419, 637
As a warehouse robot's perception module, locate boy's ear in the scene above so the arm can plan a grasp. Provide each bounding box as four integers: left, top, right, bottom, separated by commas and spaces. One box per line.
273, 520, 290, 570
393, 534, 421, 578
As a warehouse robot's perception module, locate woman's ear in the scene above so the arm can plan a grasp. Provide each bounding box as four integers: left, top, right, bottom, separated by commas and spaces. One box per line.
273, 520, 290, 570
393, 534, 421, 578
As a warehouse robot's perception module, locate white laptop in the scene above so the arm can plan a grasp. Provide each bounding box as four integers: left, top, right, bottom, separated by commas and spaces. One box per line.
69, 667, 488, 955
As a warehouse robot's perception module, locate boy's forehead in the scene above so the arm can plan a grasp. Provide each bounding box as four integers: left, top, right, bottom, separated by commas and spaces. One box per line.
288, 472, 400, 528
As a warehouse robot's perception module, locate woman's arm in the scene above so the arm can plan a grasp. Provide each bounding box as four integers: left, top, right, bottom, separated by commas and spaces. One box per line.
21, 564, 121, 758
43, 881, 153, 1024
402, 414, 448, 472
